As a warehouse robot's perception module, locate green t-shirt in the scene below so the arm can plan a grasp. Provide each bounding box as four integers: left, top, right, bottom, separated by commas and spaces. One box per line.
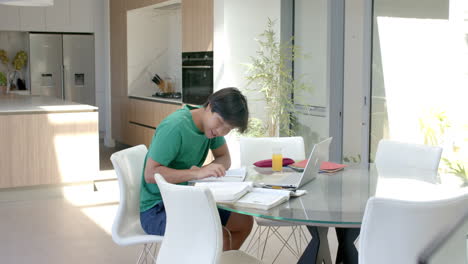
139, 105, 226, 212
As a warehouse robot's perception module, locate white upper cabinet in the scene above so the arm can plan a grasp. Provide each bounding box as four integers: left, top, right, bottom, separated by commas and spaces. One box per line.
45, 0, 70, 32
0, 6, 20, 31
19, 7, 46, 31
69, 0, 94, 33
1, 0, 96, 33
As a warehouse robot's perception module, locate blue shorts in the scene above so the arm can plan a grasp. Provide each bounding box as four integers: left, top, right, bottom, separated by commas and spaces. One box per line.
140, 201, 232, 236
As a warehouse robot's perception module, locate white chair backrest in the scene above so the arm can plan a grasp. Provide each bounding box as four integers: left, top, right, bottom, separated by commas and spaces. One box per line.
359, 192, 468, 264
110, 144, 148, 245
239, 137, 306, 167
155, 174, 223, 264
374, 140, 442, 183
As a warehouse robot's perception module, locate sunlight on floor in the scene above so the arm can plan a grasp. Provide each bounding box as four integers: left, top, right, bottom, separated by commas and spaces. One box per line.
60, 168, 121, 235
81, 204, 118, 235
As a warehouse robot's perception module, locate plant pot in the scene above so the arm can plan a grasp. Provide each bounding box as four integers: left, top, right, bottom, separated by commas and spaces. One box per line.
0, 85, 6, 94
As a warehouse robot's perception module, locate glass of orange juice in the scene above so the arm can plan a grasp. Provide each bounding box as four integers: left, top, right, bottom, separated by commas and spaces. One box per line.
272, 147, 283, 172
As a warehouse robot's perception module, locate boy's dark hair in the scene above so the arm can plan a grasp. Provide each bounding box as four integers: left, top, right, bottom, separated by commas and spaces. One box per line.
203, 87, 249, 133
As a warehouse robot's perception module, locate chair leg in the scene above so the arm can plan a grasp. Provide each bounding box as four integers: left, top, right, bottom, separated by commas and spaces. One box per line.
135, 243, 159, 264
260, 226, 271, 260
136, 244, 147, 264
246, 225, 313, 262
223, 226, 233, 250
271, 226, 300, 256
244, 225, 260, 252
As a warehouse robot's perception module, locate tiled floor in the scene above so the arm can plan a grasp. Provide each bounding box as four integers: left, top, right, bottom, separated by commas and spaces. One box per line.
0, 141, 339, 264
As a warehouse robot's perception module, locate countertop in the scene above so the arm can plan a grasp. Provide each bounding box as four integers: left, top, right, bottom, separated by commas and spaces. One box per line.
0, 94, 98, 115
129, 94, 183, 105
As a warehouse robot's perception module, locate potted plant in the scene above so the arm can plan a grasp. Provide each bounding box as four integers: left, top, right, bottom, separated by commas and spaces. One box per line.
244, 18, 310, 137
0, 49, 28, 93
0, 72, 6, 94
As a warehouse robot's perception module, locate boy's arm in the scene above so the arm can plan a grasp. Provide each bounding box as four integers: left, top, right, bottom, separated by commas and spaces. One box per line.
144, 157, 226, 184
210, 143, 231, 170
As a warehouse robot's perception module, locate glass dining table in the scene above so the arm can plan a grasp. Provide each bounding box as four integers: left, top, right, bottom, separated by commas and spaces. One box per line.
217, 164, 379, 264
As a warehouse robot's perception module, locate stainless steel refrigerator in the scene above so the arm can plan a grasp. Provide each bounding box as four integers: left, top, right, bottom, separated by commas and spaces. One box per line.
29, 33, 95, 106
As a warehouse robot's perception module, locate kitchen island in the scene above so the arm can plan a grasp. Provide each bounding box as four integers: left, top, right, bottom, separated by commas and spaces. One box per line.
0, 94, 99, 188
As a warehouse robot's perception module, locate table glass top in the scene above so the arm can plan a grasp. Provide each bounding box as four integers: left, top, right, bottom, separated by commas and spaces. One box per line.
217, 165, 377, 227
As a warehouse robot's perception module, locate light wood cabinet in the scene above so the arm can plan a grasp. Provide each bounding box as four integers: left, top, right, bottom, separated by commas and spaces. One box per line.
0, 111, 99, 188
182, 0, 213, 52
127, 122, 155, 147
128, 98, 181, 147
110, 0, 167, 144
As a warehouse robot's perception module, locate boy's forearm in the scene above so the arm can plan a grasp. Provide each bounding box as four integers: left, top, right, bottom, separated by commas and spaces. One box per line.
212, 154, 231, 170
145, 165, 196, 184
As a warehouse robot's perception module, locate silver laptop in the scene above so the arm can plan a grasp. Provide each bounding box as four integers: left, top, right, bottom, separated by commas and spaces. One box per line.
254, 137, 332, 190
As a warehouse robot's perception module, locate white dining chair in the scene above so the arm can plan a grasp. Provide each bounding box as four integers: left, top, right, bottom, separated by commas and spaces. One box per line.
359, 191, 468, 264
374, 139, 443, 183
155, 174, 264, 264
110, 145, 163, 263
240, 136, 309, 262
417, 210, 468, 264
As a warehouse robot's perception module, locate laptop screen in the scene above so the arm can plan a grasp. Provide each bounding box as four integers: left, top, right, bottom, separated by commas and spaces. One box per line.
298, 137, 333, 188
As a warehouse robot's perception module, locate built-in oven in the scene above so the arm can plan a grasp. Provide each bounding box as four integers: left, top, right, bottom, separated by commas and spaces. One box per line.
182, 51, 213, 105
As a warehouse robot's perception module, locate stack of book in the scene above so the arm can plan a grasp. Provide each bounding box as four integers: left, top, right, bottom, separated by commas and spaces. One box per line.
319, 161, 347, 173
288, 160, 347, 173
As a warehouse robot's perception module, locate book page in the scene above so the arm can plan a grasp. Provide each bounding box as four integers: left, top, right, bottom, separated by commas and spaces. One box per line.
194, 182, 253, 203
190, 167, 246, 183
235, 188, 290, 210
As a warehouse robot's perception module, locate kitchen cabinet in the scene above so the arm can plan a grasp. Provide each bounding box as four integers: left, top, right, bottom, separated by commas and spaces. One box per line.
19, 7, 46, 31
127, 122, 155, 147
0, 95, 98, 188
45, 0, 70, 32
69, 0, 94, 33
110, 0, 171, 144
128, 98, 181, 147
182, 0, 213, 52
1, 0, 95, 33
0, 6, 20, 31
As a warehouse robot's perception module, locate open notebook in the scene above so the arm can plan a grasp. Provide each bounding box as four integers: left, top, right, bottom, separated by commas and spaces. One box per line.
194, 181, 291, 210
235, 188, 291, 210
194, 181, 253, 203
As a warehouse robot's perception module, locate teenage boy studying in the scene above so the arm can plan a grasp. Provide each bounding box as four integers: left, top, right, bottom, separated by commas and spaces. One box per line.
140, 87, 253, 251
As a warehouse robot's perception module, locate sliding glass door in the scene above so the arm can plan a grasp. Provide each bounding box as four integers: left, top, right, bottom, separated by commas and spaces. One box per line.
343, 0, 468, 185
369, 0, 468, 178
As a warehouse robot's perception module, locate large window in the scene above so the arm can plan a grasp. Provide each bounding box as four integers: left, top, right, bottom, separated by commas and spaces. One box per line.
370, 0, 468, 183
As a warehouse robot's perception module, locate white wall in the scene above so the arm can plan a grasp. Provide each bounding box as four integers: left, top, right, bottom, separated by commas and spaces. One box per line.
94, 0, 112, 145
214, 0, 281, 168
127, 2, 182, 97
214, 0, 281, 123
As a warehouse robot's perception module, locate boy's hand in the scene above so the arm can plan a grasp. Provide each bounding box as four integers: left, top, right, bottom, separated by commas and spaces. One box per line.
190, 163, 226, 179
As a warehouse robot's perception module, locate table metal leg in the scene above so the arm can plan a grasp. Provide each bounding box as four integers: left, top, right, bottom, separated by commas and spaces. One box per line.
297, 226, 332, 264
335, 227, 360, 264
